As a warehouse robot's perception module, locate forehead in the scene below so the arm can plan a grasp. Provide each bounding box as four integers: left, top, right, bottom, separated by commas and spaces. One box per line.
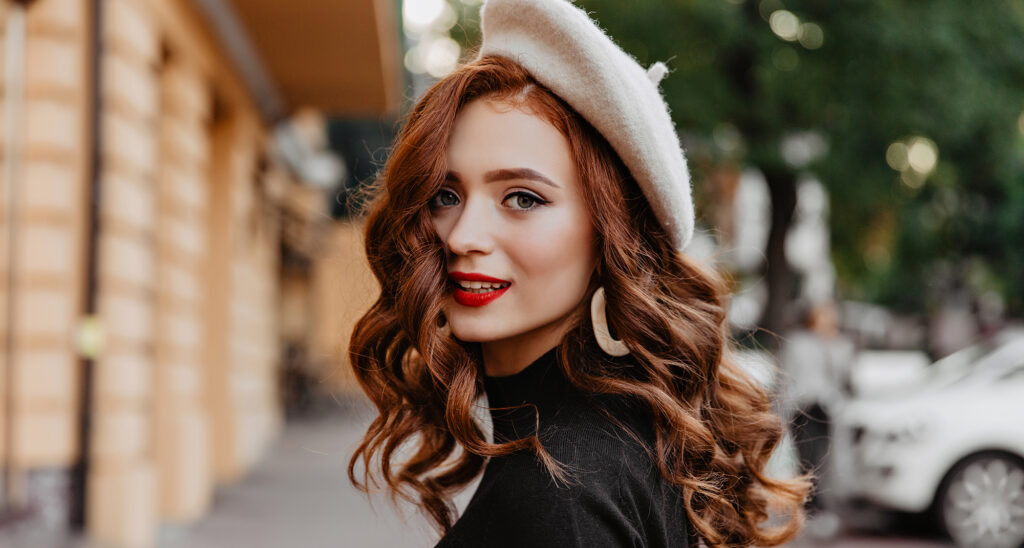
446, 99, 577, 185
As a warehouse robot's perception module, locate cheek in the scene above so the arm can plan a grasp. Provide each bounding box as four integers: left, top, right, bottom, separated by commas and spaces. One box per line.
510, 214, 595, 290
429, 212, 451, 240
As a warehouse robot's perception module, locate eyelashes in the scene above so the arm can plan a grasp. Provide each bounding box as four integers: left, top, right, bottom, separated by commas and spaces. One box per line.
432, 189, 460, 208
429, 189, 549, 211
505, 191, 548, 210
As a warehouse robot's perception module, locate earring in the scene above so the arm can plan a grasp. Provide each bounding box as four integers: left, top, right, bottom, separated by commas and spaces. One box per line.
590, 286, 630, 356
438, 313, 451, 338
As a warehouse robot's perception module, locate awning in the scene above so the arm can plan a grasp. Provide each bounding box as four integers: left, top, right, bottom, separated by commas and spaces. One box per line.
196, 0, 403, 120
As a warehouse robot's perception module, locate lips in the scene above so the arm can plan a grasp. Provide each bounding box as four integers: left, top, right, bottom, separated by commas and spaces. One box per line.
449, 272, 510, 284
449, 271, 512, 307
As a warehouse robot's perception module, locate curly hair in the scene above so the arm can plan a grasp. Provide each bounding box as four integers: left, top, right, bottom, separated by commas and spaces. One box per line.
347, 55, 810, 547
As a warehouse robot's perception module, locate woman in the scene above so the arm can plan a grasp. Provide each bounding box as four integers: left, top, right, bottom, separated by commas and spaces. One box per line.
348, 0, 809, 546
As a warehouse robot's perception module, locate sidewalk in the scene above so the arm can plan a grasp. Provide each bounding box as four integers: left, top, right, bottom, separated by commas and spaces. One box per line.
0, 398, 951, 548
161, 400, 436, 548
173, 401, 948, 548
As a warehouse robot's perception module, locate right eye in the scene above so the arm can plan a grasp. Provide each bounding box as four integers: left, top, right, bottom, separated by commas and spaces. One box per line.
430, 189, 460, 208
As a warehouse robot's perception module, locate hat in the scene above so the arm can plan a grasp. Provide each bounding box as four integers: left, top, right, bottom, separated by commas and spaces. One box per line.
477, 0, 694, 250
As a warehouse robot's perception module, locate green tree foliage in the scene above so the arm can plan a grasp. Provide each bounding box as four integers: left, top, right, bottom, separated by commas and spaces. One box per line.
451, 0, 1024, 321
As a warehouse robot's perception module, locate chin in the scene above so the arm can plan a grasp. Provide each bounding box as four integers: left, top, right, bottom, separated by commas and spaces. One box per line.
449, 327, 495, 343
448, 320, 512, 343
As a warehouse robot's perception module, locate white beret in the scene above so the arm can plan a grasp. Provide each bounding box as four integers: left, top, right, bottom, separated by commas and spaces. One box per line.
477, 0, 695, 250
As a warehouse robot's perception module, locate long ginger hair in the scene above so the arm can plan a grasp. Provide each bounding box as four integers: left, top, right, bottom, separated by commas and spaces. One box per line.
347, 55, 809, 547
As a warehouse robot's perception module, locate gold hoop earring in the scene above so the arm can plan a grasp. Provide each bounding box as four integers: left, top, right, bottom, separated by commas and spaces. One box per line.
438, 313, 451, 338
590, 287, 630, 356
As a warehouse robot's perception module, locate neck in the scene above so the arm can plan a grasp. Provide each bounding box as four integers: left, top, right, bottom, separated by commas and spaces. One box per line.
480, 313, 576, 376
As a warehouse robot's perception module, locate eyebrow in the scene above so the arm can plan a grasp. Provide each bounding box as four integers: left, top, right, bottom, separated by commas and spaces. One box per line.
445, 168, 560, 189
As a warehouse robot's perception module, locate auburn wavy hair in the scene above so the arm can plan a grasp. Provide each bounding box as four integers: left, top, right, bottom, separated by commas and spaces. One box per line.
347, 55, 809, 547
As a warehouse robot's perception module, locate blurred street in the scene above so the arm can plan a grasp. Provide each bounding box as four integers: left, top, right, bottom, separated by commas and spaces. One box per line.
2, 0, 1022, 546
0, 399, 961, 547
153, 401, 954, 548
158, 400, 437, 548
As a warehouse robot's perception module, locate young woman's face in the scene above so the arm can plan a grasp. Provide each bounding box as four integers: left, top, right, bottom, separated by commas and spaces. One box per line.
431, 97, 598, 362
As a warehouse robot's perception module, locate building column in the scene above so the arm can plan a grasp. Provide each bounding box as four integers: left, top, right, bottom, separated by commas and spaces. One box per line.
0, 0, 89, 527
87, 0, 159, 545
153, 55, 212, 523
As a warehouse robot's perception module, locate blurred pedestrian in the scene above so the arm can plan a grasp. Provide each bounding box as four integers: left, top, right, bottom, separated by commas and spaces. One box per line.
345, 1, 810, 546
780, 300, 853, 536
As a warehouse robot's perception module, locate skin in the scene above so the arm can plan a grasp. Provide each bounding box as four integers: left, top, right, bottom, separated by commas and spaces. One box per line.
809, 302, 840, 338
430, 98, 599, 377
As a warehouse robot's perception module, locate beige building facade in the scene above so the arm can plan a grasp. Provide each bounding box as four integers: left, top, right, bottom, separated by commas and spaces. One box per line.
0, 0, 399, 546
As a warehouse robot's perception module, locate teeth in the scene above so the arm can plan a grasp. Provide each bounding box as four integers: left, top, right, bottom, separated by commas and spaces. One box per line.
455, 280, 510, 293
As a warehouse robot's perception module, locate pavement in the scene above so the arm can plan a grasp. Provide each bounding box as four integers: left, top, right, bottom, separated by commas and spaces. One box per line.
0, 397, 954, 548
161, 397, 951, 548
159, 399, 439, 548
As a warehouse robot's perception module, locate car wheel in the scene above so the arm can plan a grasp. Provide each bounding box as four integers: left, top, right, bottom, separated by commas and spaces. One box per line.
938, 453, 1024, 548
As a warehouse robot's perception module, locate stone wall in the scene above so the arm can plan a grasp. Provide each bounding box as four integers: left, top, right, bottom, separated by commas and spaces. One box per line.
1, 0, 292, 546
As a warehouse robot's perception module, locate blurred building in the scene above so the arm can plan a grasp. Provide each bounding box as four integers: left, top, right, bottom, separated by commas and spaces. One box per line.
0, 0, 399, 546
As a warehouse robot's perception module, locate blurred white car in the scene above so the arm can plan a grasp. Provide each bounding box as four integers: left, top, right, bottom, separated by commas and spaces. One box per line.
836, 333, 1024, 548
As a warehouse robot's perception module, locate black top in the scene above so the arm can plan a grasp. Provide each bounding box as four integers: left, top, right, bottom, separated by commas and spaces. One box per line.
435, 347, 692, 548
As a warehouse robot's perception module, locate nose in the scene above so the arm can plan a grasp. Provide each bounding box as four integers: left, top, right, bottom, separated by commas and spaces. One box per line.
443, 198, 495, 256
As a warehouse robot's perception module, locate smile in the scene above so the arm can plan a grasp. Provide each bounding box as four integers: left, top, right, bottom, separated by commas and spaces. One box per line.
451, 282, 511, 307
455, 280, 511, 293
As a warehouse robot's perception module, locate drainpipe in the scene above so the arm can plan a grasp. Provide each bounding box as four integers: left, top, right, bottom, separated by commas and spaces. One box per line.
70, 0, 103, 530
1, 0, 30, 518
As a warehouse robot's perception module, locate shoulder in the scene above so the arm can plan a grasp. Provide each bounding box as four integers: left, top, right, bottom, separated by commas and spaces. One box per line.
442, 439, 649, 548
490, 391, 660, 495
541, 392, 658, 478
439, 394, 689, 548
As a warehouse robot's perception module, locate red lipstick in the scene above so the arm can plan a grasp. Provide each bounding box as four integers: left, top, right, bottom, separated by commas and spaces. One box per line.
449, 271, 512, 307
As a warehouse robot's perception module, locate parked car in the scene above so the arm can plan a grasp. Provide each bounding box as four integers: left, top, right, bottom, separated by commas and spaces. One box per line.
836, 333, 1024, 548
848, 350, 931, 398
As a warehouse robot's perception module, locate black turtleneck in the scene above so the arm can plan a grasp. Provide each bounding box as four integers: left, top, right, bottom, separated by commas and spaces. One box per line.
435, 347, 692, 548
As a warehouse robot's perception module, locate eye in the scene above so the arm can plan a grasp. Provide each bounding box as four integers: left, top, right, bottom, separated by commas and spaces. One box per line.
503, 191, 548, 211
430, 189, 460, 208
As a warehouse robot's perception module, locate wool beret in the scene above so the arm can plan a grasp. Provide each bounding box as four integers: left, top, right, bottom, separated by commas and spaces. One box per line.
477, 0, 695, 250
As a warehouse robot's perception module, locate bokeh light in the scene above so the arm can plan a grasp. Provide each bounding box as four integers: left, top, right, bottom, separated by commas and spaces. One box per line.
886, 142, 910, 171
403, 0, 447, 33
887, 136, 938, 191
713, 122, 744, 157
423, 35, 461, 78
782, 131, 828, 167
769, 10, 800, 41
901, 170, 926, 190
798, 22, 824, 49
402, 0, 461, 78
907, 138, 938, 174
404, 45, 425, 74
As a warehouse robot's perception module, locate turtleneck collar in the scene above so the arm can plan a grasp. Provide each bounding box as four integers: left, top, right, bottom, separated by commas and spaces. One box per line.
482, 346, 567, 442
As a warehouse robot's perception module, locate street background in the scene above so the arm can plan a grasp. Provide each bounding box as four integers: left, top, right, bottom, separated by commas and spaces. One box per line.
0, 402, 958, 547
1, 0, 1022, 546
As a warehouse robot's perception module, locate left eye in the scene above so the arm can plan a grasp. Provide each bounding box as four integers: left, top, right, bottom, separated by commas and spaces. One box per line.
504, 192, 545, 210
429, 189, 460, 209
